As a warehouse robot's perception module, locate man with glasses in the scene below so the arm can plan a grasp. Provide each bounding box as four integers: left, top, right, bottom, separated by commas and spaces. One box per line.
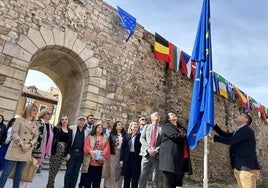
138, 117, 147, 134
103, 116, 113, 137
210, 113, 260, 188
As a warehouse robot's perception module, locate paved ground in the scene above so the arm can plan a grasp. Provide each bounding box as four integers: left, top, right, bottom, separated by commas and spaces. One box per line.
3, 170, 65, 188
2, 170, 239, 188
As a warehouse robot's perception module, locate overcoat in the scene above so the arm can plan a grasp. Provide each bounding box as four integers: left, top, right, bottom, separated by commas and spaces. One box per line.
159, 122, 192, 176
5, 117, 39, 161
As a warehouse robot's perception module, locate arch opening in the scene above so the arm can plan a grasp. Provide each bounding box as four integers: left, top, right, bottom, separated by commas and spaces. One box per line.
27, 47, 85, 124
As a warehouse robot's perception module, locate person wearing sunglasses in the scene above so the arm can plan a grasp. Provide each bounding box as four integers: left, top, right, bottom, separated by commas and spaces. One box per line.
0, 104, 39, 188
138, 117, 147, 134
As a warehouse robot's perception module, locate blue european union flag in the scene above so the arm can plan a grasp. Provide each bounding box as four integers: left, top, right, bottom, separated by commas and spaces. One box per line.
117, 6, 136, 42
187, 0, 214, 150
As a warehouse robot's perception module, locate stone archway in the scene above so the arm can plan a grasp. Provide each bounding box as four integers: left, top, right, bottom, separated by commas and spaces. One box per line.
30, 48, 84, 123
1, 26, 105, 124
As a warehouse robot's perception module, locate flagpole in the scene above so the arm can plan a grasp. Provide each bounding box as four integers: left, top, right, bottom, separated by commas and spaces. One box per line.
203, 135, 208, 188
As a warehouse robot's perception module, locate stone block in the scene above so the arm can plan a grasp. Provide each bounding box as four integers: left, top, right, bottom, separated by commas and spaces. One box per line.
84, 92, 104, 104
17, 34, 38, 54
40, 26, 55, 46
84, 57, 99, 69
72, 39, 86, 56
3, 77, 23, 89
0, 61, 26, 80
0, 64, 14, 76
27, 28, 46, 49
52, 28, 64, 47
79, 46, 94, 62
13, 69, 26, 81
0, 86, 20, 100
89, 77, 106, 89
10, 58, 29, 71
88, 67, 103, 77
3, 42, 32, 62
86, 85, 99, 94
64, 27, 77, 50
0, 98, 17, 111
80, 100, 97, 110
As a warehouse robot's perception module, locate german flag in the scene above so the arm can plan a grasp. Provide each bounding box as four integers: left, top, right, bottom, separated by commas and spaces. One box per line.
154, 33, 170, 63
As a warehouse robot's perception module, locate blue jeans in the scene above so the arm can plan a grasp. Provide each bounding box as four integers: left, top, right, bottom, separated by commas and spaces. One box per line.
0, 160, 26, 188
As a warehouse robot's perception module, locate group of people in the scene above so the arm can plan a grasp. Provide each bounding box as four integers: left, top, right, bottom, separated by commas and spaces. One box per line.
0, 105, 261, 188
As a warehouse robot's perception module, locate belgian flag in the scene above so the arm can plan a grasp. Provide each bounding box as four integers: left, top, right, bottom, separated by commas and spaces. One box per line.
154, 33, 177, 70
154, 33, 170, 62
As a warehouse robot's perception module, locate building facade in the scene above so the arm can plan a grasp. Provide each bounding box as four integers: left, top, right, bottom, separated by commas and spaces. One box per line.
15, 85, 59, 124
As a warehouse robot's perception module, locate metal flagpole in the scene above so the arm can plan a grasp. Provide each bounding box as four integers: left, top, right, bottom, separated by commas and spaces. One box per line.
203, 135, 208, 188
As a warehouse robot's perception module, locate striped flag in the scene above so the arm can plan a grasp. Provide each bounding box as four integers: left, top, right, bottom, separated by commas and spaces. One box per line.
154, 33, 180, 71
154, 33, 170, 62
218, 75, 228, 98
180, 51, 192, 78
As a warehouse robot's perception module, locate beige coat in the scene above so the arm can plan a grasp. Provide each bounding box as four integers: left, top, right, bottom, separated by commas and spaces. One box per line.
5, 117, 39, 161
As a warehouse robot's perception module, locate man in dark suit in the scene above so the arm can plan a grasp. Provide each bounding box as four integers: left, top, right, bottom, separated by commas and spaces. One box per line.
139, 112, 162, 188
210, 113, 260, 188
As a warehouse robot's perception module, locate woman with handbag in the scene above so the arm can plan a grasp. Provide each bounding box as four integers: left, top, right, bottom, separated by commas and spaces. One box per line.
81, 123, 110, 188
46, 115, 72, 188
0, 104, 39, 188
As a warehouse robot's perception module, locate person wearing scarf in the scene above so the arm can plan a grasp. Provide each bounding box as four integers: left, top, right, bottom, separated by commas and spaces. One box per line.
35, 108, 54, 172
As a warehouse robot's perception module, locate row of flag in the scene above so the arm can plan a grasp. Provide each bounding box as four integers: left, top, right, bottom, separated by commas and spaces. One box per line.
214, 73, 268, 121
154, 32, 268, 123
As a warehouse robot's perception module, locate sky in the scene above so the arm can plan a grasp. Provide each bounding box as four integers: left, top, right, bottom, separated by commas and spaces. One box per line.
26, 0, 268, 107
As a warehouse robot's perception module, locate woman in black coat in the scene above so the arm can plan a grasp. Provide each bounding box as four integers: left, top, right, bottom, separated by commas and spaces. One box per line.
159, 112, 192, 188
119, 121, 142, 188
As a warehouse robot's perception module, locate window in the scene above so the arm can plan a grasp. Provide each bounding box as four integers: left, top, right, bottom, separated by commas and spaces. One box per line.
39, 105, 47, 112
25, 98, 35, 107
52, 105, 57, 115
28, 87, 36, 93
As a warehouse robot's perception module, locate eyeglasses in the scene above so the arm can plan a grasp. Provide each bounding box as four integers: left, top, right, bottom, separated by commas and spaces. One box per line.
140, 118, 146, 121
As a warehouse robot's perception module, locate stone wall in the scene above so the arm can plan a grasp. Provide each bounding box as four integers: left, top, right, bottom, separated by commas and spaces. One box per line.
0, 0, 267, 184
